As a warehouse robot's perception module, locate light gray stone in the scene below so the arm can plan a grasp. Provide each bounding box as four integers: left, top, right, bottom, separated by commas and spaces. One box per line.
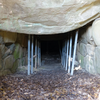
3, 55, 15, 69
92, 19, 100, 46
81, 26, 95, 45
86, 44, 95, 56
82, 26, 92, 40
85, 55, 96, 74
0, 0, 100, 34
94, 46, 100, 74
79, 43, 87, 57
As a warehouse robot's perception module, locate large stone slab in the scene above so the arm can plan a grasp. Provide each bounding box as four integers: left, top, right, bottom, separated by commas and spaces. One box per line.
92, 19, 100, 46
85, 55, 96, 74
86, 44, 95, 57
0, 0, 100, 34
94, 46, 100, 74
78, 43, 87, 57
81, 26, 95, 45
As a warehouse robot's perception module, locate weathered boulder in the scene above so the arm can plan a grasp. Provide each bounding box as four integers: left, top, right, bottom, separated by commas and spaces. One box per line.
94, 46, 100, 74
13, 44, 23, 60
92, 19, 100, 46
0, 0, 100, 34
3, 55, 15, 69
0, 33, 28, 76
77, 19, 100, 75
11, 59, 18, 73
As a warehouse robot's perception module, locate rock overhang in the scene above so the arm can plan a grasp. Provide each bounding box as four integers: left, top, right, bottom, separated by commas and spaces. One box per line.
0, 0, 100, 35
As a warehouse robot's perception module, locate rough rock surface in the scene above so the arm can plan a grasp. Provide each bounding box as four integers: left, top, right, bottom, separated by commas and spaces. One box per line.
77, 19, 100, 75
0, 0, 100, 35
0, 32, 28, 76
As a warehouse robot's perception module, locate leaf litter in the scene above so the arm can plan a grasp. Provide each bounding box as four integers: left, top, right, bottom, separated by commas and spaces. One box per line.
0, 68, 100, 100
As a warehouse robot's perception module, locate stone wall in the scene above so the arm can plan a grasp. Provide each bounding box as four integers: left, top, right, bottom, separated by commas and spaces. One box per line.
0, 31, 28, 76
77, 18, 100, 75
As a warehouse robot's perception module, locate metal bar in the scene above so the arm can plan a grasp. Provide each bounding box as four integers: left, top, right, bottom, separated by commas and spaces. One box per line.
61, 42, 63, 66
66, 39, 69, 71
64, 40, 66, 68
62, 41, 64, 67
31, 35, 34, 74
68, 34, 72, 73
38, 41, 39, 67
35, 38, 38, 69
39, 42, 41, 66
71, 30, 78, 75
38, 41, 41, 67
28, 35, 30, 75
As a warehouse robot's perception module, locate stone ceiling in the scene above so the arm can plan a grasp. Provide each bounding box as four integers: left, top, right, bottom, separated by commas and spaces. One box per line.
0, 0, 100, 35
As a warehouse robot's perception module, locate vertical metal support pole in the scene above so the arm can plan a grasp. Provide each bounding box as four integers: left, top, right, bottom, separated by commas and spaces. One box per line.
35, 38, 38, 69
38, 41, 41, 67
71, 30, 78, 75
62, 42, 64, 67
31, 35, 34, 74
61, 42, 63, 66
68, 34, 72, 73
28, 35, 30, 75
40, 42, 41, 66
64, 40, 66, 68
66, 39, 69, 71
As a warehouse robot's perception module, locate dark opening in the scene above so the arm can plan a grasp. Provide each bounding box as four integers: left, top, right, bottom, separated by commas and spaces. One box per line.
41, 40, 62, 66
41, 40, 60, 55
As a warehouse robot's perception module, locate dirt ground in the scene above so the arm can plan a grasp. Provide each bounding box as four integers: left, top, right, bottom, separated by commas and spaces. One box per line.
0, 55, 100, 100
0, 68, 100, 100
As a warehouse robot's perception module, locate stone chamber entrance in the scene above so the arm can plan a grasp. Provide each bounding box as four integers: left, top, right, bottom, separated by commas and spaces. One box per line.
37, 34, 65, 71
0, 0, 100, 99
27, 31, 79, 76
0, 20, 100, 99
